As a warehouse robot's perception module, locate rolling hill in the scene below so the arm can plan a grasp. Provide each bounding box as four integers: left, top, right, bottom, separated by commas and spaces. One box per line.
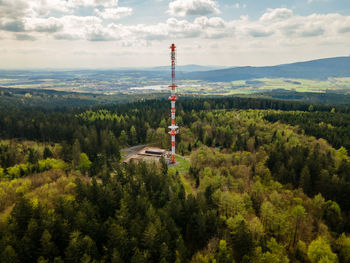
149, 64, 227, 72
182, 56, 350, 81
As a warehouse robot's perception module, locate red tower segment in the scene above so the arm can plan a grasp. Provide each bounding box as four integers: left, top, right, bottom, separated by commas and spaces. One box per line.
168, 43, 178, 164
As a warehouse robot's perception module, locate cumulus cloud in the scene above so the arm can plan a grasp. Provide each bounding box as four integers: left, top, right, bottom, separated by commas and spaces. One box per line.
25, 0, 125, 16
0, 0, 130, 20
260, 8, 293, 22
86, 24, 117, 41
25, 17, 64, 33
0, 0, 69, 19
167, 0, 220, 17
68, 0, 119, 8
167, 18, 202, 37
194, 16, 231, 38
0, 0, 29, 19
15, 34, 36, 41
29, 0, 71, 16
247, 28, 274, 38
94, 7, 132, 19
51, 15, 104, 40
1, 20, 26, 32
194, 16, 226, 28
0, 0, 134, 44
339, 26, 350, 33
54, 33, 80, 40
124, 17, 232, 40
300, 27, 324, 37
0, 2, 349, 51
17, 8, 350, 43
256, 10, 347, 40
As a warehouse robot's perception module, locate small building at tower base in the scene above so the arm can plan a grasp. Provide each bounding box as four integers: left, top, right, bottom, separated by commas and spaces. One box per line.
123, 147, 170, 164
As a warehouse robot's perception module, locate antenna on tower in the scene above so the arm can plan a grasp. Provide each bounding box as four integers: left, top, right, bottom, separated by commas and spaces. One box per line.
168, 43, 178, 164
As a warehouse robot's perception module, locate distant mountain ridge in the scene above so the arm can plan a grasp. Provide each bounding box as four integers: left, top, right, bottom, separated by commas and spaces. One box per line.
148, 64, 227, 72
1, 56, 349, 82
182, 56, 350, 81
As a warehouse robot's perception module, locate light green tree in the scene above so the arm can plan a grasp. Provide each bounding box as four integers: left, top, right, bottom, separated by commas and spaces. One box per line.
336, 234, 350, 263
159, 119, 167, 129
0, 167, 5, 179
79, 153, 92, 175
216, 240, 234, 263
7, 165, 22, 178
119, 130, 128, 146
307, 236, 338, 263
291, 205, 306, 248
248, 217, 264, 240
204, 101, 211, 110
252, 238, 289, 263
313, 194, 326, 224
146, 128, 155, 143
130, 126, 137, 145
337, 147, 348, 160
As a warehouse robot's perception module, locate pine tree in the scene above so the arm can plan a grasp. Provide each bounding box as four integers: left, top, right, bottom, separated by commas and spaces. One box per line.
72, 139, 81, 169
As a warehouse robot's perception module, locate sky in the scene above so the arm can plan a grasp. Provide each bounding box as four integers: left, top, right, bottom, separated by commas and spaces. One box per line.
0, 0, 350, 69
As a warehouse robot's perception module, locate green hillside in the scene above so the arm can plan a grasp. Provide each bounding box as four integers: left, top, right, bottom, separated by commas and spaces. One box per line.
1, 94, 350, 262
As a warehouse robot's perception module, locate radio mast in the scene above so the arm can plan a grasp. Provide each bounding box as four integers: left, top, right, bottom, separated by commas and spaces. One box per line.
168, 43, 178, 164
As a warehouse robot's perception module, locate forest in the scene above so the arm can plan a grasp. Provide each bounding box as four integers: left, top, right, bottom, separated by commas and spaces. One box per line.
1, 93, 350, 262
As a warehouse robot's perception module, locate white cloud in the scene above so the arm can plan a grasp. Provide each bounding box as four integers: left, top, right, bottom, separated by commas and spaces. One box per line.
94, 7, 132, 19
167, 18, 202, 37
0, 20, 26, 32
0, 0, 128, 20
339, 26, 350, 33
4, 7, 348, 44
86, 26, 116, 41
167, 0, 220, 17
299, 26, 324, 37
260, 8, 293, 22
194, 16, 226, 28
138, 17, 230, 39
194, 16, 230, 38
52, 15, 104, 40
0, 0, 133, 39
29, 0, 71, 17
1, 5, 349, 45
0, 0, 29, 19
307, 0, 328, 4
1, 5, 350, 68
15, 33, 36, 41
67, 0, 119, 8
25, 17, 64, 33
246, 27, 274, 38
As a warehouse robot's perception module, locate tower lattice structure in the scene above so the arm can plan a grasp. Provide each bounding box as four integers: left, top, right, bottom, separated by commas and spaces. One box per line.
168, 43, 178, 163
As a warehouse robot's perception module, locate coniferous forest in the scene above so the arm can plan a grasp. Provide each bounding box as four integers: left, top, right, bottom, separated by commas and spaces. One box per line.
1, 91, 350, 262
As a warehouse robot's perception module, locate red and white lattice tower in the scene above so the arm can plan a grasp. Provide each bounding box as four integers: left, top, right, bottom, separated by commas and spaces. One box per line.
168, 43, 178, 163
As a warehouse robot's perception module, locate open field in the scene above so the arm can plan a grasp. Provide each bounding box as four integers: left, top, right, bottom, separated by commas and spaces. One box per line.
1, 70, 350, 97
